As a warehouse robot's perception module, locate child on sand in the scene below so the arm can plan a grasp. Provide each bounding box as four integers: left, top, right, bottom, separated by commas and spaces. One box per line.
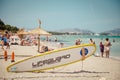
100, 42, 104, 57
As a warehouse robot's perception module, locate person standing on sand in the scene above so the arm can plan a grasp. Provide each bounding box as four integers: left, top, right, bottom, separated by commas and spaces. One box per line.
100, 42, 104, 57
104, 38, 112, 58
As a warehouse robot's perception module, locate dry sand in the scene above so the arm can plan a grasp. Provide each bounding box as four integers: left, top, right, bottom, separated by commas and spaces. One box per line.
0, 45, 120, 80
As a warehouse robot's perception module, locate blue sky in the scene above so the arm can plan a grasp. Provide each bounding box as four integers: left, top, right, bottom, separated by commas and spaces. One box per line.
0, 0, 120, 33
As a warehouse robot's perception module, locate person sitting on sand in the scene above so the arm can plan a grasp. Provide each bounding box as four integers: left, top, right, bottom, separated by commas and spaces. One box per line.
40, 45, 45, 53
40, 45, 54, 53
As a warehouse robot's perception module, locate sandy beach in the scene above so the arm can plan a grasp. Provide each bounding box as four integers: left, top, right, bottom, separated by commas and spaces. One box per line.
0, 44, 120, 80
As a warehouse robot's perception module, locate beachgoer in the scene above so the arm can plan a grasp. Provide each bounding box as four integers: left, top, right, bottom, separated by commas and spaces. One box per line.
44, 46, 49, 52
40, 45, 53, 53
100, 42, 104, 57
60, 42, 64, 48
55, 37, 57, 42
75, 39, 78, 45
46, 36, 49, 41
2, 31, 10, 49
75, 39, 81, 45
40, 45, 45, 53
89, 38, 95, 44
113, 39, 115, 42
104, 38, 112, 58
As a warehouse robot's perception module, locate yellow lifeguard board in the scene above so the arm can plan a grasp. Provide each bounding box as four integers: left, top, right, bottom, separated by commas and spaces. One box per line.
7, 44, 96, 72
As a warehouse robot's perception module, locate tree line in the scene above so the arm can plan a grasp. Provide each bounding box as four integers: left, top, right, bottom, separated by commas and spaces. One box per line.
0, 19, 19, 33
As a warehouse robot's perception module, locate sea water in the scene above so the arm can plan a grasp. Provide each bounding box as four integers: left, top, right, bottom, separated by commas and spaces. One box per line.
41, 35, 120, 59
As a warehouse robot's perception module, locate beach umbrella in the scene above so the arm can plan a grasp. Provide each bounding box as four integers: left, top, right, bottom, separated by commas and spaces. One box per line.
17, 29, 29, 39
29, 27, 51, 35
29, 20, 51, 52
17, 31, 29, 35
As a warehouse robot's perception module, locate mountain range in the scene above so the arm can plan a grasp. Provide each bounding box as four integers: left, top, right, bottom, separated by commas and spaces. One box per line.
53, 28, 120, 35
55, 28, 94, 34
101, 28, 120, 35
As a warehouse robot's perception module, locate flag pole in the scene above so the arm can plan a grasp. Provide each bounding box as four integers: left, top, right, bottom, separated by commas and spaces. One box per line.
38, 19, 41, 52
38, 19, 41, 28
81, 48, 85, 71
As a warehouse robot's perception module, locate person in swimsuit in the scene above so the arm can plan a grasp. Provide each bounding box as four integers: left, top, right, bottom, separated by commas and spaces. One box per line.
104, 38, 111, 58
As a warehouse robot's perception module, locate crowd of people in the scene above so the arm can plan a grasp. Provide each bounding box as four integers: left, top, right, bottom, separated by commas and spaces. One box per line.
20, 36, 38, 46
0, 31, 112, 58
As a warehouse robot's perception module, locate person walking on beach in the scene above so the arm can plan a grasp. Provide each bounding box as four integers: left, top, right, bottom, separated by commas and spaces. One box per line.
104, 38, 112, 58
4, 31, 10, 49
100, 42, 104, 57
